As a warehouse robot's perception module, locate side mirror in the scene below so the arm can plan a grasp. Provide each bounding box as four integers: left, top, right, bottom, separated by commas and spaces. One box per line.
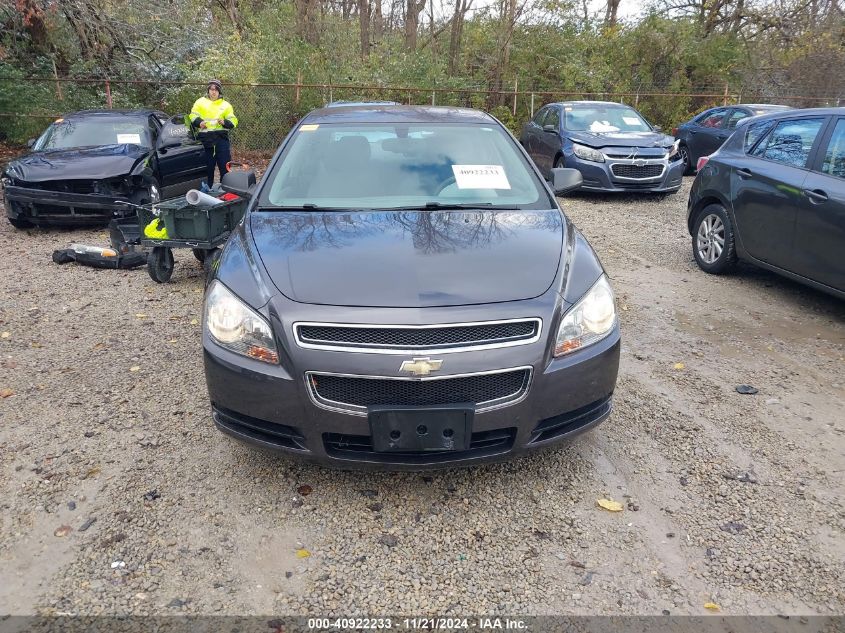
221, 169, 257, 198
550, 167, 582, 195
542, 124, 558, 133
27, 139, 36, 148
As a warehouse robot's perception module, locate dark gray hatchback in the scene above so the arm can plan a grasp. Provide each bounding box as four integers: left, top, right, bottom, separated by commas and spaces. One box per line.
203, 105, 621, 469
688, 107, 845, 299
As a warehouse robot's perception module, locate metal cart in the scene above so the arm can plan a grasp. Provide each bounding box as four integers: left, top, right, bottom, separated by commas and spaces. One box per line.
110, 193, 247, 283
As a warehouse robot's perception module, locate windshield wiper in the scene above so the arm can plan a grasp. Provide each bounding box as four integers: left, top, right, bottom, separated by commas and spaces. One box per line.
386, 202, 521, 211
257, 204, 351, 211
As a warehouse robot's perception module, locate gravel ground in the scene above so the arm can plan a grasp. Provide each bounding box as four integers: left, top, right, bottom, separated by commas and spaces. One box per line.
0, 175, 843, 618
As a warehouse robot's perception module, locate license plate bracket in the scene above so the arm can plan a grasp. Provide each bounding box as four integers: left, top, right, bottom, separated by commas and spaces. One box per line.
368, 405, 474, 452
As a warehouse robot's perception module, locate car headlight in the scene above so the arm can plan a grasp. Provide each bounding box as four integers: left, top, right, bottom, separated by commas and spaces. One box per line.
554, 275, 616, 357
204, 280, 279, 364
571, 143, 605, 163
1, 175, 11, 188
668, 139, 680, 158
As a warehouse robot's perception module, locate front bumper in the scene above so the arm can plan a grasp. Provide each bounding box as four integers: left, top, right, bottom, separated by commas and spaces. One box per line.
3, 185, 129, 226
203, 326, 620, 470
565, 154, 685, 193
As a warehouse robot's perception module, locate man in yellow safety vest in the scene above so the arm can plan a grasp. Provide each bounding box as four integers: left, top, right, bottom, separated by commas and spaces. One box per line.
190, 79, 238, 187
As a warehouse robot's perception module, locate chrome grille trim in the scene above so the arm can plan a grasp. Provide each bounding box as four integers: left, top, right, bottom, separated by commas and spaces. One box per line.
293, 318, 542, 354
304, 366, 534, 417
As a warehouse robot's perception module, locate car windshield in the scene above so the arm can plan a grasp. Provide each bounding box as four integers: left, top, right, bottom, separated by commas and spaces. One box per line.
34, 117, 151, 150
260, 122, 549, 210
564, 106, 651, 133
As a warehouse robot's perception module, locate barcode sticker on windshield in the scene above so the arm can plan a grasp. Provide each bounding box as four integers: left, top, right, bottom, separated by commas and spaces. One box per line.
117, 133, 141, 144
622, 117, 641, 125
452, 165, 511, 189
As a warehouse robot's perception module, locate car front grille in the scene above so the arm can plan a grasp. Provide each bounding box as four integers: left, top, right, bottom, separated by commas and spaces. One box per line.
306, 367, 531, 415
295, 319, 541, 352
18, 179, 99, 194
611, 164, 664, 179
324, 427, 516, 462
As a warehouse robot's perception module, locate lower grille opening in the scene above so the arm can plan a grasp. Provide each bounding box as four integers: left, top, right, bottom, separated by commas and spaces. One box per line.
530, 395, 613, 444
308, 368, 530, 413
213, 405, 308, 451
324, 427, 516, 463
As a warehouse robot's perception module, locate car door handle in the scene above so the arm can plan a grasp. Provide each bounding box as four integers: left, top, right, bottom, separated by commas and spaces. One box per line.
736, 168, 752, 179
803, 188, 829, 203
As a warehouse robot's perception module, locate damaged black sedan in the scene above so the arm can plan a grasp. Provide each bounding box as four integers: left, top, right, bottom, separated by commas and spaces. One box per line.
2, 109, 206, 228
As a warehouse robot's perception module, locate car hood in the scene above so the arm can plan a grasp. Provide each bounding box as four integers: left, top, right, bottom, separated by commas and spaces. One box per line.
568, 130, 674, 149
5, 145, 151, 182
250, 209, 564, 308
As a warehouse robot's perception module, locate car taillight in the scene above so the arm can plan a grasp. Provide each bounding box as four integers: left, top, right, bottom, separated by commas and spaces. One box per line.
697, 156, 710, 171
671, 127, 678, 136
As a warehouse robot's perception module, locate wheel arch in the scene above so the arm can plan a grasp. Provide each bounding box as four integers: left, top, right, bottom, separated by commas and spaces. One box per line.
687, 193, 732, 235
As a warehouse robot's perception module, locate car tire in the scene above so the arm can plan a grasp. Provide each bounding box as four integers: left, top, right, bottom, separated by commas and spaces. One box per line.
147, 246, 174, 283
679, 144, 693, 175
8, 216, 33, 229
692, 204, 737, 274
130, 180, 161, 207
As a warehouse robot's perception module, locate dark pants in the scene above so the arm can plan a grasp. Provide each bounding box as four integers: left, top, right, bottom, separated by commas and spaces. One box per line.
204, 137, 231, 186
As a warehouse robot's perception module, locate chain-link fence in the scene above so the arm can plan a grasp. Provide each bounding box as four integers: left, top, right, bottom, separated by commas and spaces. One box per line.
1, 77, 842, 154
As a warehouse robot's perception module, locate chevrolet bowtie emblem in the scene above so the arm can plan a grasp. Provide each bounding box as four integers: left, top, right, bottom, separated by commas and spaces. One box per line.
400, 357, 443, 376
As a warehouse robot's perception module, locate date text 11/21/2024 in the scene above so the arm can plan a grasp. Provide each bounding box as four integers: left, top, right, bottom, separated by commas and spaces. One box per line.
306, 618, 528, 630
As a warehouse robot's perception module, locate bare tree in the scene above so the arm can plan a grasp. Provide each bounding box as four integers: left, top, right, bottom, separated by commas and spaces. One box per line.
448, 0, 473, 75
604, 0, 621, 27
405, 0, 427, 49
359, 0, 370, 58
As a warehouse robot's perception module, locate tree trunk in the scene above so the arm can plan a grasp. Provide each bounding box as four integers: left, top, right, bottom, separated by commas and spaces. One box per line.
405, 0, 426, 49
373, 0, 384, 43
448, 0, 471, 76
359, 0, 370, 58
604, 0, 620, 28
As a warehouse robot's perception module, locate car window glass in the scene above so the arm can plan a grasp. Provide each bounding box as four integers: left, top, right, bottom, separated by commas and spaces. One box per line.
699, 108, 728, 128
34, 117, 152, 150
693, 109, 715, 124
532, 108, 547, 125
545, 108, 560, 129
758, 118, 824, 168
747, 122, 774, 153
820, 119, 845, 179
563, 106, 649, 132
725, 110, 749, 130
262, 123, 548, 209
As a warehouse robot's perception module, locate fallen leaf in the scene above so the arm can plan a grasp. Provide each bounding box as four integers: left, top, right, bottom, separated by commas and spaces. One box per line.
129, 366, 141, 372
621, 305, 629, 311
295, 548, 311, 558
297, 485, 313, 496
85, 467, 101, 478
704, 602, 721, 611
54, 525, 72, 537
673, 363, 685, 370
1, 331, 10, 339
0, 388, 14, 398
169, 339, 177, 344
597, 498, 624, 512
190, 319, 198, 325
135, 313, 147, 319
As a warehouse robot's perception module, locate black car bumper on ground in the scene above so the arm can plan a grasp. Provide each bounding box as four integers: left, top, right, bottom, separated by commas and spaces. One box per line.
204, 326, 620, 470
566, 155, 685, 193
4, 185, 129, 226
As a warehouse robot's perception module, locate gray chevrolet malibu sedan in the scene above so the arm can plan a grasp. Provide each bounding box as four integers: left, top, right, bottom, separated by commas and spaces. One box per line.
203, 105, 620, 468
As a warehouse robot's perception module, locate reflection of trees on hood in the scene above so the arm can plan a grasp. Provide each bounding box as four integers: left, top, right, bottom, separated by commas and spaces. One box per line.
250, 210, 561, 254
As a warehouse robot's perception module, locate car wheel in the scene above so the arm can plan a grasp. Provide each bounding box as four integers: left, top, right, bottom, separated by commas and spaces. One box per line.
147, 246, 174, 283
692, 204, 736, 274
130, 181, 161, 207
8, 216, 33, 229
554, 156, 566, 169
679, 144, 692, 175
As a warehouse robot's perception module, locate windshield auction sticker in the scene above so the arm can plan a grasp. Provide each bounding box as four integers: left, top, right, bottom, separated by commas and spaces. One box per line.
452, 165, 511, 189
116, 133, 141, 144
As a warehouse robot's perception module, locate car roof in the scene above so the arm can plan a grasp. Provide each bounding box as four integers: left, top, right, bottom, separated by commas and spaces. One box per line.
737, 104, 792, 109
739, 106, 845, 122
547, 101, 633, 108
301, 105, 498, 125
324, 100, 401, 108
60, 109, 161, 119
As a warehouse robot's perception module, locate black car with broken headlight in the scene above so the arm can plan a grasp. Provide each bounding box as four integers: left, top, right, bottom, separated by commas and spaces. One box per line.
2, 109, 206, 228
204, 104, 620, 469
